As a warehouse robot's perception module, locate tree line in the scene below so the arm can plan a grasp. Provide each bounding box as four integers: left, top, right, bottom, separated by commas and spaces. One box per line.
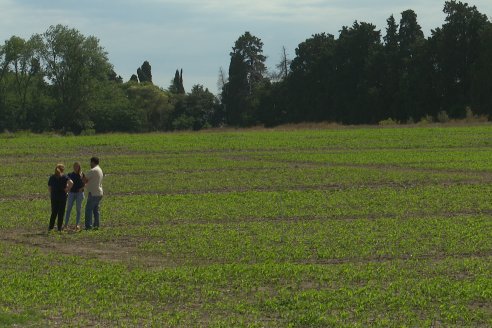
0, 1, 490, 134
0, 26, 220, 134
224, 1, 492, 126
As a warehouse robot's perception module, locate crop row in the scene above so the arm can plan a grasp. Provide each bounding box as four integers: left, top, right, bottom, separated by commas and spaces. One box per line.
249, 148, 492, 172
134, 215, 492, 264
1, 126, 491, 156
1, 184, 491, 229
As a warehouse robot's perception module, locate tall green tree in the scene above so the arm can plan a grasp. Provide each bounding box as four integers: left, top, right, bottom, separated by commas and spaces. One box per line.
332, 22, 383, 123
0, 35, 46, 130
287, 33, 336, 122
431, 1, 489, 116
224, 50, 248, 125
223, 32, 267, 126
170, 69, 185, 94
382, 15, 401, 120
124, 83, 174, 131
9, 35, 43, 127
399, 10, 424, 59
471, 22, 492, 117
0, 38, 14, 130
397, 10, 427, 120
41, 25, 112, 133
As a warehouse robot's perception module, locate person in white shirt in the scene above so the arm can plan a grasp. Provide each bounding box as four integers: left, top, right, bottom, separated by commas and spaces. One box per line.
83, 157, 104, 230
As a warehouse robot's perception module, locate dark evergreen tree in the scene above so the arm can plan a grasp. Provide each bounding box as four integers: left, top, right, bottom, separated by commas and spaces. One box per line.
222, 32, 267, 126
129, 74, 139, 83
397, 10, 426, 120
382, 15, 401, 120
179, 69, 185, 94
431, 0, 489, 116
332, 22, 383, 124
287, 33, 336, 122
172, 70, 179, 92
170, 69, 185, 94
137, 60, 152, 83
399, 10, 424, 58
471, 22, 492, 117
384, 15, 399, 52
223, 52, 249, 125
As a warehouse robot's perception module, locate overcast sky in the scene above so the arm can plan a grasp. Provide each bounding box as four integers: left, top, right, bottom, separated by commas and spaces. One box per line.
0, 0, 491, 93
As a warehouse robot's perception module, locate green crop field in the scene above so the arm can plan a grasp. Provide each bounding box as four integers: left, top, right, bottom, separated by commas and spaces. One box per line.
0, 125, 491, 327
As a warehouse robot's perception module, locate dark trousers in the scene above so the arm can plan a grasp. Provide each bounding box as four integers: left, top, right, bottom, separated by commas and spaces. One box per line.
49, 199, 66, 231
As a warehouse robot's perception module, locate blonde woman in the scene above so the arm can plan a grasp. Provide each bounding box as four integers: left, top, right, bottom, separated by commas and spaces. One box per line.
64, 162, 85, 231
48, 164, 73, 232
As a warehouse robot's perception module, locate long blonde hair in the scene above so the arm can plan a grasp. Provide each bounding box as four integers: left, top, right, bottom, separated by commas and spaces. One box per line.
55, 164, 65, 177
73, 162, 82, 176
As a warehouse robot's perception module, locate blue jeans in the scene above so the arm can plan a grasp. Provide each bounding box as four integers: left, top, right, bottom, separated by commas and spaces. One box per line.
65, 192, 84, 226
85, 193, 103, 229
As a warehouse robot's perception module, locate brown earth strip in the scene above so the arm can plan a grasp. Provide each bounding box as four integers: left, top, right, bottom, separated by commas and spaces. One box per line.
135, 209, 492, 226
2, 144, 491, 162
2, 177, 491, 201
0, 166, 288, 178
225, 154, 492, 176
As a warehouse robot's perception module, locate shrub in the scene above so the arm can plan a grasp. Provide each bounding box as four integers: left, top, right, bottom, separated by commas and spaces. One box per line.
437, 111, 450, 123
464, 107, 489, 123
419, 115, 434, 125
80, 129, 96, 136
172, 115, 195, 131
379, 118, 399, 126
465, 107, 474, 121
0, 130, 15, 139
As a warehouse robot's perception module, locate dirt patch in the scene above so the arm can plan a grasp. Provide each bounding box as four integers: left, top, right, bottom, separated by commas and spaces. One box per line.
0, 229, 172, 269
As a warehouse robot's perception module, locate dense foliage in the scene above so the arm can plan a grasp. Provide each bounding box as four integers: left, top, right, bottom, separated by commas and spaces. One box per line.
251, 0, 492, 126
0, 26, 220, 134
0, 1, 490, 133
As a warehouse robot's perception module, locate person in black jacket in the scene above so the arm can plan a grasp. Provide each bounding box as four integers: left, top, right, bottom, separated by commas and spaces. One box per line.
48, 164, 73, 232
64, 162, 85, 231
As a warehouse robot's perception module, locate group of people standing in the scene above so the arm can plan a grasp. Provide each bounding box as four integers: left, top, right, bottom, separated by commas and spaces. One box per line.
48, 157, 104, 232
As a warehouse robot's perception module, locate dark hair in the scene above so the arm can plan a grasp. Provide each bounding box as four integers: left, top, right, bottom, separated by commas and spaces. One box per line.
90, 157, 100, 165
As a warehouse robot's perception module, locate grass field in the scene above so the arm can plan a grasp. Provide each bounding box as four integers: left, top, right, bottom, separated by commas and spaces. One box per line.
0, 125, 491, 327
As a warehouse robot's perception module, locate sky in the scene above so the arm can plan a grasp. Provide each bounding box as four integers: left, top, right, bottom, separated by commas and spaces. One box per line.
0, 0, 491, 94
